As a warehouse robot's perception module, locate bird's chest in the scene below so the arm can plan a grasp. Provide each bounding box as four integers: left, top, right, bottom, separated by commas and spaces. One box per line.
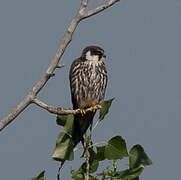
81, 61, 103, 86
77, 62, 103, 107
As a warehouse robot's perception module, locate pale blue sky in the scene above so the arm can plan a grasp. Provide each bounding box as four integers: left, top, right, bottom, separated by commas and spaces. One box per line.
0, 0, 181, 179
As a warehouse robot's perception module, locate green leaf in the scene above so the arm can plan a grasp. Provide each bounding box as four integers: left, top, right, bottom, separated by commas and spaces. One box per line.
129, 144, 153, 169
105, 136, 128, 160
104, 167, 118, 177
90, 159, 99, 173
71, 169, 84, 180
122, 166, 144, 180
80, 148, 99, 174
99, 98, 114, 122
64, 115, 74, 135
31, 171, 45, 180
132, 177, 139, 180
56, 114, 74, 134
88, 147, 96, 160
52, 131, 74, 161
89, 175, 99, 180
114, 166, 144, 180
95, 146, 106, 161
56, 115, 67, 127
81, 159, 99, 174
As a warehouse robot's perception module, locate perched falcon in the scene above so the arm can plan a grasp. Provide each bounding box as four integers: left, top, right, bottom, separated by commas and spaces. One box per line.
69, 46, 108, 147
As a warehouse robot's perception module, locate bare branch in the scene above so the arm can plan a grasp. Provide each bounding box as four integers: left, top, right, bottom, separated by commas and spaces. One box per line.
83, 0, 120, 19
0, 0, 119, 132
33, 98, 101, 115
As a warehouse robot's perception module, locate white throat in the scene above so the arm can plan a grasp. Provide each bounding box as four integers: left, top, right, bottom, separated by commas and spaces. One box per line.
86, 51, 99, 61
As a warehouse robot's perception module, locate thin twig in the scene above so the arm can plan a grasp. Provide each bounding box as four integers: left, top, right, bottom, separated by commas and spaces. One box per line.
74, 141, 107, 152
85, 148, 90, 180
101, 171, 106, 180
0, 0, 120, 132
92, 118, 101, 132
57, 162, 64, 180
85, 134, 90, 180
88, 141, 107, 148
56, 64, 65, 68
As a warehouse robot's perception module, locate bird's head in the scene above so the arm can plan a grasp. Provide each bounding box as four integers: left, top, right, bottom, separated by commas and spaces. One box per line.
82, 46, 106, 61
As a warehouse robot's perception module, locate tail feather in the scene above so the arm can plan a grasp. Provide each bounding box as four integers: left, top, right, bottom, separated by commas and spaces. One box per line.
72, 111, 96, 147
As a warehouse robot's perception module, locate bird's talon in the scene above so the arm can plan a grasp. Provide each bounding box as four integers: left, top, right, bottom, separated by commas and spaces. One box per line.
90, 106, 95, 112
90, 104, 102, 112
80, 109, 86, 115
75, 108, 86, 116
95, 104, 102, 109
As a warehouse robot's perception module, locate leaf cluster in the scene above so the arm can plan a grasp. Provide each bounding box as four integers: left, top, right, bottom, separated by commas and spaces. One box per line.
70, 136, 152, 180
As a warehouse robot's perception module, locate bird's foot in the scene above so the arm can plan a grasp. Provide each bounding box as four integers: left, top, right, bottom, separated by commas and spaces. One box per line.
75, 108, 86, 116
90, 104, 102, 112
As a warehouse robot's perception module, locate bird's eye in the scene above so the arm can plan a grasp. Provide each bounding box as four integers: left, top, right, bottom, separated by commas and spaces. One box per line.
91, 50, 97, 55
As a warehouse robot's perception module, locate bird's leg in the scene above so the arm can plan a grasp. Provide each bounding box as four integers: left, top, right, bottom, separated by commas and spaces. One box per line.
74, 108, 86, 116
90, 104, 102, 112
